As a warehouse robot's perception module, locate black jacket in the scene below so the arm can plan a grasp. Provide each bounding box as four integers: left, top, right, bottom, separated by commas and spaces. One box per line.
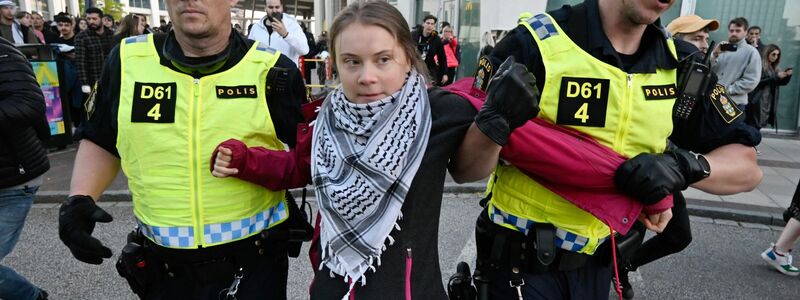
0, 38, 50, 188
412, 30, 447, 82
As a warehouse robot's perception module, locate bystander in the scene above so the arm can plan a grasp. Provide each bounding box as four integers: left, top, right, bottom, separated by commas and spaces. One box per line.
0, 36, 51, 300
712, 17, 761, 113
74, 7, 113, 96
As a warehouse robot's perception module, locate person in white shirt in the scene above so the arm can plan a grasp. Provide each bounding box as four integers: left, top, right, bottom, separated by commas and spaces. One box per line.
248, 0, 308, 66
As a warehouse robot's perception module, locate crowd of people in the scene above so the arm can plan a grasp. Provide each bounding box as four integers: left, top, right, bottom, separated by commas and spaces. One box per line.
0, 1, 172, 131
0, 0, 797, 300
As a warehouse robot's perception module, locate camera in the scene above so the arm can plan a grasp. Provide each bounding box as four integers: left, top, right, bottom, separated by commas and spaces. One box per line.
719, 43, 738, 52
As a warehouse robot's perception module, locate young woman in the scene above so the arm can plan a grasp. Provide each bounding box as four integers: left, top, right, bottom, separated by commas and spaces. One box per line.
111, 14, 142, 47
29, 11, 45, 43
75, 18, 88, 33
748, 44, 793, 129
309, 2, 489, 297
14, 11, 31, 27
440, 22, 459, 86
210, 2, 537, 298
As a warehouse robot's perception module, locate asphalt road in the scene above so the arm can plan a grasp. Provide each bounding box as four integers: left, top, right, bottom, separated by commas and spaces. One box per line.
4, 194, 800, 299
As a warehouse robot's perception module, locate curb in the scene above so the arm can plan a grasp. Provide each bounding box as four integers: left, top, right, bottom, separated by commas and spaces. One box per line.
35, 185, 788, 227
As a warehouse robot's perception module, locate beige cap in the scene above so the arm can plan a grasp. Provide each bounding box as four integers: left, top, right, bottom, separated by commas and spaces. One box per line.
666, 15, 720, 35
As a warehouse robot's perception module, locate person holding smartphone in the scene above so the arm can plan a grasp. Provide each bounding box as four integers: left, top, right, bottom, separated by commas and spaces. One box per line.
248, 0, 309, 67
712, 17, 762, 114
748, 44, 793, 129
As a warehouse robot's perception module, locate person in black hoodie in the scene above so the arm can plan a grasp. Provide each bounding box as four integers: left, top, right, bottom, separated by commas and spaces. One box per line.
0, 37, 50, 300
412, 14, 447, 85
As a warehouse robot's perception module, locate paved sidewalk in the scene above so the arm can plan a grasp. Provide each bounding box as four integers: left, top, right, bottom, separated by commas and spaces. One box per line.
36, 134, 800, 225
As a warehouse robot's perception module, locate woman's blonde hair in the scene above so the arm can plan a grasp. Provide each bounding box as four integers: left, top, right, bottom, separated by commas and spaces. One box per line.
328, 1, 428, 77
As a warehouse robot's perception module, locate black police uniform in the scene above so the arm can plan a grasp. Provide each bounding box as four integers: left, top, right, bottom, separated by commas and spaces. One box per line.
478, 0, 761, 298
79, 30, 307, 300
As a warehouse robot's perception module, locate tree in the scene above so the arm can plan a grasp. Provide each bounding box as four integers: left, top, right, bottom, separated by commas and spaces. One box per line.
78, 0, 123, 21
102, 0, 125, 22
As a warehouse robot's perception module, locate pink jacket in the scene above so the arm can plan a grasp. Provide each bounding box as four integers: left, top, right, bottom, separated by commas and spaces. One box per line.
443, 78, 672, 234
442, 38, 459, 68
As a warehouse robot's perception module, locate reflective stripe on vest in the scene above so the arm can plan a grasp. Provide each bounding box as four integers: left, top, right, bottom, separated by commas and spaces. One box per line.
489, 204, 608, 253
487, 14, 678, 254
118, 34, 288, 249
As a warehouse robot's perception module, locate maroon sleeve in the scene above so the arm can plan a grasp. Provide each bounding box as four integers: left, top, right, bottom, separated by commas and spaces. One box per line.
209, 100, 322, 190
642, 198, 673, 215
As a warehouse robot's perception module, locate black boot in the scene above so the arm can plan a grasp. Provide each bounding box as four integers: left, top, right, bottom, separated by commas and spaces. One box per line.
613, 264, 635, 300
619, 270, 634, 299
36, 289, 49, 300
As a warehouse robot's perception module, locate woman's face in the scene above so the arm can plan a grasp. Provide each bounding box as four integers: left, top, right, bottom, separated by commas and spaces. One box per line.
19, 14, 31, 26
335, 23, 411, 104
768, 50, 780, 64
137, 19, 145, 34
32, 14, 43, 28
443, 26, 453, 39
78, 19, 88, 30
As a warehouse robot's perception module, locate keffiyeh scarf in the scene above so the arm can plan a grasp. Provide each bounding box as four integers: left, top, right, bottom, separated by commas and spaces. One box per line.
312, 71, 431, 297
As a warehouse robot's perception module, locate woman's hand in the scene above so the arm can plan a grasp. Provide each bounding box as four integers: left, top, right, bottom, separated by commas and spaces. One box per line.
211, 146, 239, 178
638, 209, 673, 233
779, 68, 793, 78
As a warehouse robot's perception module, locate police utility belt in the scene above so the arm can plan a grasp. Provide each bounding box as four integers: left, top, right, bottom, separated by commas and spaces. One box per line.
116, 193, 314, 297
476, 208, 590, 274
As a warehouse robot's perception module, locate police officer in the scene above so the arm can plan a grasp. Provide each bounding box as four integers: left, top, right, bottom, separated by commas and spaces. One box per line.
613, 14, 729, 299
57, 0, 307, 299
467, 0, 763, 298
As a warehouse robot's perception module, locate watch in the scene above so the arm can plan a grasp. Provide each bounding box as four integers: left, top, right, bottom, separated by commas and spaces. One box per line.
693, 152, 711, 178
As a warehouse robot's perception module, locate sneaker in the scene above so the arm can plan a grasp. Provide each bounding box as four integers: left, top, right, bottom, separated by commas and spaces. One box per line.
761, 245, 800, 276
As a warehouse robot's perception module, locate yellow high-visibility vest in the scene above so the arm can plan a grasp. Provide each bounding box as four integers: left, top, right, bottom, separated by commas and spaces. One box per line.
117, 34, 288, 249
488, 14, 678, 254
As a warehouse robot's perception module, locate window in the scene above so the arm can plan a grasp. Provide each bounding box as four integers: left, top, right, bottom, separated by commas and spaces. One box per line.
129, 0, 150, 9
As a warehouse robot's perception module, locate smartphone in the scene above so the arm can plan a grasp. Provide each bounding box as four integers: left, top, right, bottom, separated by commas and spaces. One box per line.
268, 12, 283, 23
720, 43, 738, 52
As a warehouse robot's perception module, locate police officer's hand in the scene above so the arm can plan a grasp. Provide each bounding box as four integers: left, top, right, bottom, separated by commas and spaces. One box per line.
474, 56, 540, 146
615, 148, 710, 204
58, 195, 114, 264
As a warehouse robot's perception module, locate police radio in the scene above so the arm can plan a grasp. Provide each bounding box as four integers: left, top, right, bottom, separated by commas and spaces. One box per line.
674, 41, 715, 119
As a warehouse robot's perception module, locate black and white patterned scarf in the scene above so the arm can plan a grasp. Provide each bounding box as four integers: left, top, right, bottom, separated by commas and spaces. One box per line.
312, 70, 431, 296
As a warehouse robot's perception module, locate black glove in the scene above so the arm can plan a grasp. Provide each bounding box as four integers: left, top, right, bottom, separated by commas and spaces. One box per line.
474, 56, 540, 146
614, 148, 710, 205
59, 195, 114, 264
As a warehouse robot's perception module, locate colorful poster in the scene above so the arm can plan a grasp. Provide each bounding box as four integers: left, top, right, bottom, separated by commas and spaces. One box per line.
31, 61, 65, 135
